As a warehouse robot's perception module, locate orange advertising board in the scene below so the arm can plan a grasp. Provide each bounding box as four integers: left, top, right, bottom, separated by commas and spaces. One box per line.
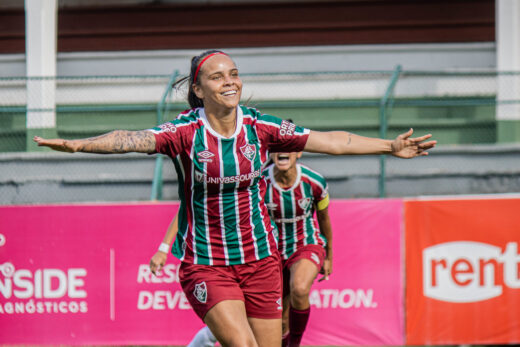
405, 197, 520, 345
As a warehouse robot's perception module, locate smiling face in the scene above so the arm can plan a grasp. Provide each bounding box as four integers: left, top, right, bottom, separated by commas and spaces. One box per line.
271, 152, 302, 172
192, 54, 242, 111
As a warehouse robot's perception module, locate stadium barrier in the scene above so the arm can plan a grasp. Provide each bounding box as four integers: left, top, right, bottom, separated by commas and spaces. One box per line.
1, 196, 519, 345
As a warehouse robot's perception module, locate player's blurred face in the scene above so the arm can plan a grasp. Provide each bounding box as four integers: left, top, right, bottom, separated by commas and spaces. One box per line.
193, 54, 242, 111
271, 152, 302, 172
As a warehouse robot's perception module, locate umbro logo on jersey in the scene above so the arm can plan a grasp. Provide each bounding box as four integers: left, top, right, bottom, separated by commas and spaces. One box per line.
240, 144, 256, 162
298, 197, 311, 210
158, 122, 177, 133
266, 202, 278, 210
193, 281, 207, 303
197, 150, 215, 163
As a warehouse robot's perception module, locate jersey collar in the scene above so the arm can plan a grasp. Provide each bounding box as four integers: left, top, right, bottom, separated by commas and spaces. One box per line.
199, 105, 243, 139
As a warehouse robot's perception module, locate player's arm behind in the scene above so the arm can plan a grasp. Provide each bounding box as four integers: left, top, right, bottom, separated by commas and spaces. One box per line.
316, 196, 332, 281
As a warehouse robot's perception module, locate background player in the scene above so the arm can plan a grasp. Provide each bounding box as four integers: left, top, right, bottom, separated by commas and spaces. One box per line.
264, 148, 331, 347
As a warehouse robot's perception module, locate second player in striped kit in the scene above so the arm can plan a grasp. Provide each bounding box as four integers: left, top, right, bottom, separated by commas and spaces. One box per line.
264, 149, 332, 347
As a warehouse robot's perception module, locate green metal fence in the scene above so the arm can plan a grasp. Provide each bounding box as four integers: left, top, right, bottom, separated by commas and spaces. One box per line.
1, 69, 520, 202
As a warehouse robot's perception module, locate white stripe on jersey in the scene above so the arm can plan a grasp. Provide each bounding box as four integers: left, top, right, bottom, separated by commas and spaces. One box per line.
232, 136, 245, 264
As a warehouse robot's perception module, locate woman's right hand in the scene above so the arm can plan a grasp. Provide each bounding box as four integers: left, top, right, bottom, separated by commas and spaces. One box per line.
149, 251, 168, 276
33, 136, 81, 153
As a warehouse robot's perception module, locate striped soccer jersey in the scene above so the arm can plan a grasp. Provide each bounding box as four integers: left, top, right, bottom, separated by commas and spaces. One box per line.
263, 163, 329, 260
149, 105, 310, 265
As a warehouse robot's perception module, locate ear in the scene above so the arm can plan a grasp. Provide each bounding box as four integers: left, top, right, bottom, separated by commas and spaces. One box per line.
192, 83, 204, 99
297, 152, 303, 159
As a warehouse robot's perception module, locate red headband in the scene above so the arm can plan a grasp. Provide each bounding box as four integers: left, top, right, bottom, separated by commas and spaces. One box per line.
193, 52, 227, 83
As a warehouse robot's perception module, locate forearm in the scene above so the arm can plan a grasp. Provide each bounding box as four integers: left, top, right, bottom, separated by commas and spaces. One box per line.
70, 130, 156, 154
161, 214, 179, 246
305, 130, 392, 155
317, 209, 333, 259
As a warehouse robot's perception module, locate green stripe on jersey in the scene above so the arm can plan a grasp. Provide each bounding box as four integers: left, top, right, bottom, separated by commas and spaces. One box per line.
282, 190, 296, 256
192, 126, 211, 265
220, 139, 241, 264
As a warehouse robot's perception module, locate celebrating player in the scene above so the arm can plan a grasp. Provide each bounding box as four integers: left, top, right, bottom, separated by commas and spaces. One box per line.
264, 149, 331, 347
34, 49, 436, 347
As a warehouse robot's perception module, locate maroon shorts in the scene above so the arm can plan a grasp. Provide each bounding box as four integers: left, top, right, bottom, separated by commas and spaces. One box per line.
282, 244, 326, 298
179, 252, 282, 320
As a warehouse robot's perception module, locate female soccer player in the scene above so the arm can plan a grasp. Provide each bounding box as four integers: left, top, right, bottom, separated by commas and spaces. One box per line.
264, 150, 331, 347
34, 49, 436, 347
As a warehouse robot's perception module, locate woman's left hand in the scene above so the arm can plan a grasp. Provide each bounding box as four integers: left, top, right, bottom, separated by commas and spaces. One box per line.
391, 128, 437, 158
320, 258, 332, 281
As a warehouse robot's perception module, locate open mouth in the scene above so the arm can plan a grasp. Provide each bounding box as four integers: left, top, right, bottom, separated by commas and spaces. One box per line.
221, 90, 237, 97
277, 154, 290, 164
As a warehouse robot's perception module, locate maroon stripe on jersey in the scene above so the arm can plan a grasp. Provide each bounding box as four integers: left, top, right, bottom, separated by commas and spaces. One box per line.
293, 187, 306, 250
258, 178, 279, 256
235, 131, 257, 261
205, 134, 227, 265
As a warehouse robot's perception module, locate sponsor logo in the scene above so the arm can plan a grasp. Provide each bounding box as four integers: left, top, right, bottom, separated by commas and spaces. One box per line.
276, 297, 282, 310
280, 120, 296, 136
194, 169, 261, 184
0, 234, 5, 247
193, 282, 207, 303
423, 241, 520, 303
158, 122, 177, 133
266, 202, 278, 210
298, 198, 311, 210
197, 150, 215, 163
240, 144, 256, 162
311, 253, 321, 265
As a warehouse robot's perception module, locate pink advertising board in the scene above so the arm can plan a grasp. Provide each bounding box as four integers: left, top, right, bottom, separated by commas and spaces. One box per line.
302, 199, 404, 346
0, 200, 404, 345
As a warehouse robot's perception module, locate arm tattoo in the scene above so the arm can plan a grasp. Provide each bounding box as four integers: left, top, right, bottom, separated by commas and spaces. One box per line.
347, 133, 352, 145
80, 130, 156, 154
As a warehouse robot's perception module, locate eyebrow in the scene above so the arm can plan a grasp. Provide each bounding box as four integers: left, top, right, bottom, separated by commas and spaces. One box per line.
208, 68, 239, 77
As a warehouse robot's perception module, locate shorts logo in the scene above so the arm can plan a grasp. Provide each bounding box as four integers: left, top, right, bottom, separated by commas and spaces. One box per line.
158, 122, 177, 133
197, 150, 215, 163
193, 281, 207, 303
240, 144, 256, 162
276, 298, 282, 310
311, 253, 320, 265
298, 198, 311, 210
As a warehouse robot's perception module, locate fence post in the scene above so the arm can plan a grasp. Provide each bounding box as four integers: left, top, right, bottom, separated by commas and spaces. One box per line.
150, 70, 179, 201
378, 65, 402, 198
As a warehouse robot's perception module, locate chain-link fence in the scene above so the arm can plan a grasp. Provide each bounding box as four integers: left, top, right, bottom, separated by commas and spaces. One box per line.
1, 70, 520, 204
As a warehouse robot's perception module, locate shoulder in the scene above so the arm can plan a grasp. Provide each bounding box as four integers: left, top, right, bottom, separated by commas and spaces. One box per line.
240, 105, 283, 128
300, 164, 327, 187
149, 108, 202, 134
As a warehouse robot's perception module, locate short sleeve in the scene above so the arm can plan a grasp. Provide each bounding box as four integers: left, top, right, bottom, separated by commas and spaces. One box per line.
147, 121, 184, 157
256, 114, 310, 153
315, 182, 329, 211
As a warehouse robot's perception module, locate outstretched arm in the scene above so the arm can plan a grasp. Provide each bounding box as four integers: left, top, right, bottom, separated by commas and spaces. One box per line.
33, 130, 156, 154
304, 128, 436, 158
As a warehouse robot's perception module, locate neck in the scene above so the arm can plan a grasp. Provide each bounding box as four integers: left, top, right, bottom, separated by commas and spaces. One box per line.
204, 105, 237, 138
274, 165, 298, 188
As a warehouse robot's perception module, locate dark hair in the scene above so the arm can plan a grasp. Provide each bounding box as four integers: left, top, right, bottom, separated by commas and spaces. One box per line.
172, 49, 228, 109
